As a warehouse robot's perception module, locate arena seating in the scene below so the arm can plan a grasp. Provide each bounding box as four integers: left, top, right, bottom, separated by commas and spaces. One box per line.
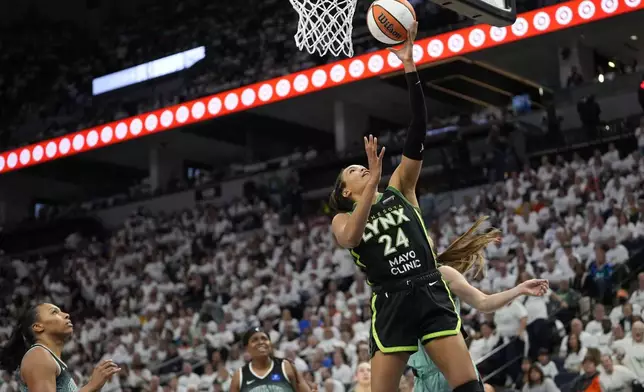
2, 117, 644, 392
0, 0, 567, 151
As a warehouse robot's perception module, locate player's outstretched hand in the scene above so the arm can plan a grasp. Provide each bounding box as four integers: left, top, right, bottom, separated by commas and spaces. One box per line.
364, 134, 385, 188
518, 279, 549, 297
87, 359, 121, 392
387, 21, 418, 64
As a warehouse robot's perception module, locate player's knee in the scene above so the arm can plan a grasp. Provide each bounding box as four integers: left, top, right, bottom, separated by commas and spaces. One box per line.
453, 379, 484, 392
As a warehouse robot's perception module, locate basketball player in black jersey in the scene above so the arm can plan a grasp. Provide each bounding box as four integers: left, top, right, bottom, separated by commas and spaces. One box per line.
0, 303, 120, 392
328, 22, 488, 392
230, 328, 313, 392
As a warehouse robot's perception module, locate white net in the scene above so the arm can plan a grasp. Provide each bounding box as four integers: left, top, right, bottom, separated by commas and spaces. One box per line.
289, 0, 358, 58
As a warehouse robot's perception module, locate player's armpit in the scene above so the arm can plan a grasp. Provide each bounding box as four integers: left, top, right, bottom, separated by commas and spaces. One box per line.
20, 348, 58, 392
388, 157, 422, 207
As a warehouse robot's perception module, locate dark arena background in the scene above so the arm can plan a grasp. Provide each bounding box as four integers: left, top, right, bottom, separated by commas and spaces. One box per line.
1, 0, 644, 391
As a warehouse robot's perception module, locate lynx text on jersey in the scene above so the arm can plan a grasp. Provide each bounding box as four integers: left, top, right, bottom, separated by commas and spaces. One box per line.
362, 205, 410, 243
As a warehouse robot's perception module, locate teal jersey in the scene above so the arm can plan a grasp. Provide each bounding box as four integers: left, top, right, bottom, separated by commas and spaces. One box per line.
407, 298, 479, 392
19, 344, 78, 392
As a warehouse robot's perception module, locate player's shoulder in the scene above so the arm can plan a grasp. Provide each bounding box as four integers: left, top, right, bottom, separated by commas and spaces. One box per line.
21, 346, 58, 376
230, 367, 242, 392
331, 213, 351, 234
379, 187, 400, 203
275, 356, 293, 373
22, 345, 53, 364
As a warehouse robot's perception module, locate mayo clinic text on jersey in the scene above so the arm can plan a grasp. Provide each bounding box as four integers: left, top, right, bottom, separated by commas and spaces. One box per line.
388, 250, 422, 275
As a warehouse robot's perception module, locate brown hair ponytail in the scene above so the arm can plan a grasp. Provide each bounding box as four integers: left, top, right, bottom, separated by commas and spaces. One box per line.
436, 216, 500, 277
329, 169, 354, 213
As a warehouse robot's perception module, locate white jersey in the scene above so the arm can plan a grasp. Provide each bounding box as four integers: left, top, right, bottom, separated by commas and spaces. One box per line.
622, 341, 644, 381
599, 365, 637, 392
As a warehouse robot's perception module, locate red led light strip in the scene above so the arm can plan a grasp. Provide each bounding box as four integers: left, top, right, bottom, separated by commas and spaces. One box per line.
0, 0, 641, 173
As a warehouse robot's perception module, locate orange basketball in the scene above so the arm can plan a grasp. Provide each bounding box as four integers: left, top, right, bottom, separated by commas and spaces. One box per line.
367, 0, 417, 45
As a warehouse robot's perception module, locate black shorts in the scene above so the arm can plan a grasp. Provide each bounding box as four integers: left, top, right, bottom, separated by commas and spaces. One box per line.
369, 270, 461, 356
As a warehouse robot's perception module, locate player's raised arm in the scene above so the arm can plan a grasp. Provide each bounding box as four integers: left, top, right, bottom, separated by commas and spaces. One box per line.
387, 21, 426, 207
331, 135, 385, 248
438, 265, 550, 313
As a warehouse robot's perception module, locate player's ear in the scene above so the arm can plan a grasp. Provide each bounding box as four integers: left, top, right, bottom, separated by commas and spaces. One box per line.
32, 322, 44, 334
342, 189, 351, 198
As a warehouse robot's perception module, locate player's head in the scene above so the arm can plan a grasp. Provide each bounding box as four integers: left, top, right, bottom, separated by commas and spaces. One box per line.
242, 327, 273, 359
436, 216, 501, 277
0, 303, 73, 371
329, 165, 371, 212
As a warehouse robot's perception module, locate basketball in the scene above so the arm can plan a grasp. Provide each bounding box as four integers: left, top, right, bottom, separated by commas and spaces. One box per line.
367, 0, 417, 45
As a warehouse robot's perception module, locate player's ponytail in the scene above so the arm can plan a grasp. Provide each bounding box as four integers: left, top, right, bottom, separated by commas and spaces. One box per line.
436, 216, 500, 277
329, 169, 354, 213
0, 305, 40, 371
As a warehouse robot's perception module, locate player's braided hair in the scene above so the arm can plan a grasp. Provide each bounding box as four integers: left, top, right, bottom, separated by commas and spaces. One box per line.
436, 216, 500, 277
0, 304, 40, 371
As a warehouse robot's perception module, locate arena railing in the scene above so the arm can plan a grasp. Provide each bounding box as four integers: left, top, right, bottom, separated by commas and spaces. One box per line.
477, 245, 644, 386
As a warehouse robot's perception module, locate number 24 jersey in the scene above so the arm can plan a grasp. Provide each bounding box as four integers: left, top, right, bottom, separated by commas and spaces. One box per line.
349, 186, 438, 286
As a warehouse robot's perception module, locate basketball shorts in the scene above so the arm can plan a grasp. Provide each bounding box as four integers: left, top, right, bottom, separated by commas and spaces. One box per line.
369, 270, 461, 356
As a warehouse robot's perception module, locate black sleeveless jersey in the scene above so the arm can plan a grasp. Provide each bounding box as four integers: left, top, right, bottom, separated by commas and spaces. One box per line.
239, 358, 295, 392
349, 186, 438, 286
19, 344, 78, 392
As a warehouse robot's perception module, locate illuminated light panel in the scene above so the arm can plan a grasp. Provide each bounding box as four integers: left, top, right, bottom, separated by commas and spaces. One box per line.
0, 0, 641, 174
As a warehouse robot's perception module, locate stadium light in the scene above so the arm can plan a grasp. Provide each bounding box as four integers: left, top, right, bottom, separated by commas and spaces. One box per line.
92, 46, 206, 96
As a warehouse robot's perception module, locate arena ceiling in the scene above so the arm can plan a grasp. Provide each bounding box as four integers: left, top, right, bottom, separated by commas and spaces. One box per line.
0, 0, 642, 203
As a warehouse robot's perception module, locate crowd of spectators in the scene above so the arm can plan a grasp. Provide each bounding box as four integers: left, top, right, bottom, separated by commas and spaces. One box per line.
0, 0, 567, 151
2, 0, 644, 390
0, 122, 644, 392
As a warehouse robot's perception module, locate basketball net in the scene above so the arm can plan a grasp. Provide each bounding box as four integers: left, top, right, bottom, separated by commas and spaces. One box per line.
289, 0, 358, 58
